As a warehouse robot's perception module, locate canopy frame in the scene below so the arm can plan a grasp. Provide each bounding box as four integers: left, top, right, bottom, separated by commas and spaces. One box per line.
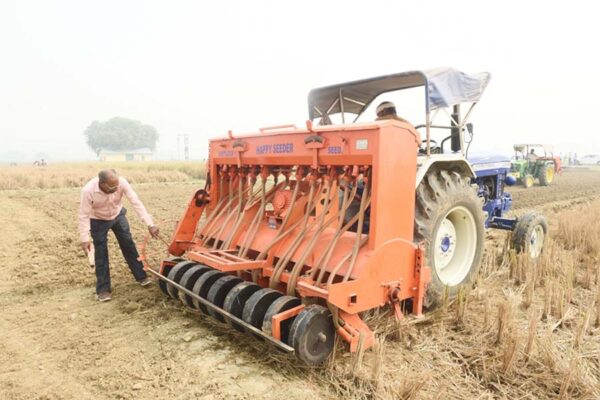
307, 68, 490, 156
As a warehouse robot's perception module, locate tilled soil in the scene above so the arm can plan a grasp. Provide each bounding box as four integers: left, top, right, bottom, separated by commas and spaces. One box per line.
1, 169, 599, 399
0, 183, 328, 400
509, 167, 600, 210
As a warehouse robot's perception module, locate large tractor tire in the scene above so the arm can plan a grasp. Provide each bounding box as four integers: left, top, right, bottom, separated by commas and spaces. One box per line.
415, 170, 485, 309
539, 164, 554, 186
511, 212, 547, 259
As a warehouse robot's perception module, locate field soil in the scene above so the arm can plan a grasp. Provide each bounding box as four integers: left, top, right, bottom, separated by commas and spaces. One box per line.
1, 168, 599, 399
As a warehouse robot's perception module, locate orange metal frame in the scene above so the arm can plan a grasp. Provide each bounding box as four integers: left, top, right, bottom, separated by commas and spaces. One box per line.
166, 120, 431, 352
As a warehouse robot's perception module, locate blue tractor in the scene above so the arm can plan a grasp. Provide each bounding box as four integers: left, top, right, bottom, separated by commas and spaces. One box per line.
469, 153, 548, 259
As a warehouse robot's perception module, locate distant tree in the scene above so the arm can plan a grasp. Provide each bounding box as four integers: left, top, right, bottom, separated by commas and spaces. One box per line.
84, 117, 159, 155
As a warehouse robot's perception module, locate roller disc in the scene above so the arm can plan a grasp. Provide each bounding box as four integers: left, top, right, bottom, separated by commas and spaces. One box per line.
223, 282, 262, 332
158, 257, 183, 296
191, 270, 226, 314
288, 305, 335, 365
242, 288, 283, 338
206, 275, 244, 322
262, 296, 301, 344
178, 265, 211, 307
166, 260, 197, 299
158, 265, 174, 296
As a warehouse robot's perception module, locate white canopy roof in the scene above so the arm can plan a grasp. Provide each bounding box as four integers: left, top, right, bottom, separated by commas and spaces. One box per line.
308, 67, 491, 120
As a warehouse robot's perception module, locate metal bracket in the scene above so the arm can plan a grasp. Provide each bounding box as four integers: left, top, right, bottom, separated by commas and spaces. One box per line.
412, 244, 431, 316
187, 250, 267, 272
271, 304, 305, 341
232, 140, 247, 167
304, 135, 327, 169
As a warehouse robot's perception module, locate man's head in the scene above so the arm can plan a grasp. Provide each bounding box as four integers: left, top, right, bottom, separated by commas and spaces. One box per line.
98, 169, 119, 194
376, 101, 397, 119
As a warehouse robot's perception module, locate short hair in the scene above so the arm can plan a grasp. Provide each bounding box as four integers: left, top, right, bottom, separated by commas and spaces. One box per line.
98, 169, 118, 183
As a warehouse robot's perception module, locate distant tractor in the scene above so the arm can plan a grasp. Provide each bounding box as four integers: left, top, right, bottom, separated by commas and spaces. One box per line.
510, 144, 561, 188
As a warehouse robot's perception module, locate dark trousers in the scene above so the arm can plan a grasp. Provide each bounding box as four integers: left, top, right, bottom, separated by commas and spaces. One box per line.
90, 208, 147, 294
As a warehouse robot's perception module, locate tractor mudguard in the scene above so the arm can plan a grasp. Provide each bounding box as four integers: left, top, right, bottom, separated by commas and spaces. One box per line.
416, 155, 475, 186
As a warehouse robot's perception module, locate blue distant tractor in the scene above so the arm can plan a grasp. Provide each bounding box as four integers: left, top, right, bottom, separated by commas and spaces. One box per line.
469, 153, 548, 259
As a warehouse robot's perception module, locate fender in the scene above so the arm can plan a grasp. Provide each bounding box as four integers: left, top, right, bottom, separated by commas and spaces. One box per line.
416, 154, 476, 186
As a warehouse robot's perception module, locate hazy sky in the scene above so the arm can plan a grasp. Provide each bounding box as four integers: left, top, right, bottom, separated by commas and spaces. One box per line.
1, 0, 599, 161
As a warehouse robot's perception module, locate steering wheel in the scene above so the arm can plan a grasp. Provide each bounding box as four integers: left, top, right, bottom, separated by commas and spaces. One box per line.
419, 139, 439, 154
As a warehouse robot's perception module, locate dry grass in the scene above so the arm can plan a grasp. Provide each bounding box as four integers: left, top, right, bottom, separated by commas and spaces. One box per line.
0, 161, 207, 190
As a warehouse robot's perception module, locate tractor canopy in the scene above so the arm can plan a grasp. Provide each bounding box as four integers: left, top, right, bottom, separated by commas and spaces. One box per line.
308, 67, 491, 122
513, 144, 554, 154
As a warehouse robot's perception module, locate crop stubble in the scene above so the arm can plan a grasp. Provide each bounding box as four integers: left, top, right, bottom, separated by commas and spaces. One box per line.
1, 167, 599, 399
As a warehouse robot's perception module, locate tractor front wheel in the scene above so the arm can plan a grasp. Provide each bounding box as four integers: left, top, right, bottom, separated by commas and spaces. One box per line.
524, 174, 535, 188
512, 212, 548, 259
415, 170, 485, 309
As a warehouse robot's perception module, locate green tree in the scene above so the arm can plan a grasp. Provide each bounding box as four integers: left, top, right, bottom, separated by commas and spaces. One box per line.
84, 117, 159, 155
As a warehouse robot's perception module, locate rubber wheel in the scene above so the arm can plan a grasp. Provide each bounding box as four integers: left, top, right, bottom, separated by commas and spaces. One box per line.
206, 275, 243, 322
242, 288, 283, 338
223, 282, 262, 332
178, 265, 211, 307
191, 270, 226, 314
414, 169, 485, 309
512, 212, 548, 259
539, 164, 554, 186
158, 257, 184, 295
262, 296, 301, 343
288, 305, 335, 365
524, 174, 534, 188
166, 261, 198, 299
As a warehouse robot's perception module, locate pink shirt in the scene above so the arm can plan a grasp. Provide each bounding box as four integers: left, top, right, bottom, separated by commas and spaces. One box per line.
78, 177, 153, 242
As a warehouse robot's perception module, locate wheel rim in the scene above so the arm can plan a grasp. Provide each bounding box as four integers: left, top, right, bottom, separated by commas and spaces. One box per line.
529, 225, 545, 259
289, 306, 335, 365
526, 176, 533, 187
546, 168, 554, 183
433, 206, 477, 286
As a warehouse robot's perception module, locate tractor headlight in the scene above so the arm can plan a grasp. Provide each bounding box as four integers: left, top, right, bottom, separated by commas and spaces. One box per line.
505, 175, 517, 186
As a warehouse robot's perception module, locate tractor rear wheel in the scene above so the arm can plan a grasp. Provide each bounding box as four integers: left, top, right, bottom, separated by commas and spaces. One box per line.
539, 164, 554, 186
415, 170, 485, 309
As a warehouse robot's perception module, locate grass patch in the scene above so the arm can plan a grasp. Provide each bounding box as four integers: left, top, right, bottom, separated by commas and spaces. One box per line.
0, 161, 207, 190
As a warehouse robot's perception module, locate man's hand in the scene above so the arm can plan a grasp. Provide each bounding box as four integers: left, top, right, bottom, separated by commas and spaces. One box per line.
148, 225, 160, 238
81, 241, 91, 255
